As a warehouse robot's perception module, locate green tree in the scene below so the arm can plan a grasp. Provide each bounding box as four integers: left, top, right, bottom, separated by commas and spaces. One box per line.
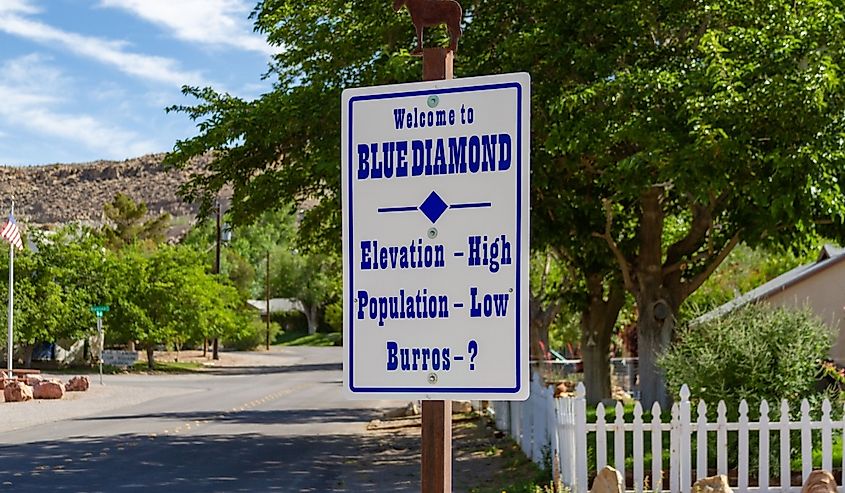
103, 193, 171, 250
108, 245, 243, 368
163, 0, 628, 403
271, 247, 339, 334
0, 227, 116, 366
546, 0, 845, 405
166, 0, 845, 405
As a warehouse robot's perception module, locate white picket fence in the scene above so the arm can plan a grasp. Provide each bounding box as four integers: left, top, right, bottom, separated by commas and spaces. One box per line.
491, 373, 845, 493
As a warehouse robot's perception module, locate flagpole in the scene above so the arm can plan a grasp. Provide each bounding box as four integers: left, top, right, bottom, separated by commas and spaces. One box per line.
7, 199, 13, 380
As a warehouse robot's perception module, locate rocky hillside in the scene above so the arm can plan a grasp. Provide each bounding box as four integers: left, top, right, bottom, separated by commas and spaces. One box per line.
0, 154, 210, 228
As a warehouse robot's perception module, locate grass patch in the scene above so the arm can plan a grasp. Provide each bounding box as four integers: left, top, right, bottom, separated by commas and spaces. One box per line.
276, 329, 342, 347
129, 361, 204, 373
40, 360, 205, 375
463, 417, 553, 493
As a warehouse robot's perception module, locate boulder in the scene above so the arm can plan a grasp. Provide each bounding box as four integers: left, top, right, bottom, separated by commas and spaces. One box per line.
802, 470, 837, 493
383, 401, 420, 418
452, 400, 472, 414
33, 380, 65, 400
4, 381, 33, 402
590, 466, 624, 493
692, 475, 733, 493
65, 376, 90, 392
25, 374, 43, 386
554, 381, 577, 398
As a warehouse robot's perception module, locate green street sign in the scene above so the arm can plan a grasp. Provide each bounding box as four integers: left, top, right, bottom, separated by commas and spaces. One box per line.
90, 305, 110, 317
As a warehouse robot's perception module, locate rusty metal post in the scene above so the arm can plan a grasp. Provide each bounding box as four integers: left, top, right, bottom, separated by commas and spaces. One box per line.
422, 400, 452, 492
420, 46, 453, 493
422, 48, 454, 81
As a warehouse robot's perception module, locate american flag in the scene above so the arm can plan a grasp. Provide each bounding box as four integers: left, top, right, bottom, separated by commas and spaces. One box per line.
0, 214, 22, 250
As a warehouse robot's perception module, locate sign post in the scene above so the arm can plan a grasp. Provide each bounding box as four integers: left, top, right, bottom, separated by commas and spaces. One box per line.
342, 66, 530, 490
90, 305, 109, 385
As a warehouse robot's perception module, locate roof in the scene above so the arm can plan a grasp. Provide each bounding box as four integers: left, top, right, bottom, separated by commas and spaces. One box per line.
246, 298, 302, 315
692, 244, 845, 325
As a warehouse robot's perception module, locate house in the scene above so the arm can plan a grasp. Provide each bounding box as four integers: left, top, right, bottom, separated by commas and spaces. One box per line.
246, 298, 302, 317
694, 245, 845, 363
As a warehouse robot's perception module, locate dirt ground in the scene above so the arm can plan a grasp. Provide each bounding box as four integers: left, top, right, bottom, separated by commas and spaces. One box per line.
364, 411, 545, 493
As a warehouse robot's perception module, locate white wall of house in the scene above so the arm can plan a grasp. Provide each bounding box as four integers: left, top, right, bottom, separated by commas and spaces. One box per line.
765, 259, 845, 364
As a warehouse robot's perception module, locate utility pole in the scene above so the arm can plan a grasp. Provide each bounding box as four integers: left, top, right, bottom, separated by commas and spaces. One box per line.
213, 200, 221, 360
265, 250, 271, 350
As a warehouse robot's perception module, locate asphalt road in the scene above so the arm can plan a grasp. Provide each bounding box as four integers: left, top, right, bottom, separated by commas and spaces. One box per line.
0, 347, 420, 492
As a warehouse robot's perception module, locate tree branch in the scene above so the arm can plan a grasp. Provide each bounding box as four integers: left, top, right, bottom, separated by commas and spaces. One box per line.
682, 231, 741, 299
664, 191, 727, 268
592, 200, 635, 292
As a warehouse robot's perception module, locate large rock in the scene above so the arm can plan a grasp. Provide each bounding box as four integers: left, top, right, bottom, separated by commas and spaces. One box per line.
65, 376, 90, 392
4, 381, 33, 402
802, 470, 837, 493
692, 475, 733, 493
452, 400, 472, 414
591, 466, 624, 493
25, 374, 43, 386
33, 380, 65, 400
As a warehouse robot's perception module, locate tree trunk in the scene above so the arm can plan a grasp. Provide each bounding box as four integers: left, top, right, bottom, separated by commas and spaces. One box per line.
581, 329, 611, 405
145, 346, 155, 369
529, 296, 561, 361
128, 340, 135, 352
203, 338, 208, 357
581, 276, 625, 405
636, 294, 675, 408
633, 187, 674, 409
305, 304, 319, 335
23, 343, 33, 369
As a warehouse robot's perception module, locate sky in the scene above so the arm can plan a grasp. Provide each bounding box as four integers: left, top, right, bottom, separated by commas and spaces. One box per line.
0, 0, 276, 166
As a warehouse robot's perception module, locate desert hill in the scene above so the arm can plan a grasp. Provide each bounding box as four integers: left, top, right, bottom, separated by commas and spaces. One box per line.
0, 154, 209, 228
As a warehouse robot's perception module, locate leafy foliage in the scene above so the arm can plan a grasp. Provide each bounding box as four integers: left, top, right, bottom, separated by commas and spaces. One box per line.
102, 193, 171, 250
680, 243, 813, 321
660, 303, 833, 413
164, 0, 845, 403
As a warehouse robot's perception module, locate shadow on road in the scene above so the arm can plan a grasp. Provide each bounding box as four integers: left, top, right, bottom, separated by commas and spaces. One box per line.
0, 431, 419, 492
78, 407, 385, 426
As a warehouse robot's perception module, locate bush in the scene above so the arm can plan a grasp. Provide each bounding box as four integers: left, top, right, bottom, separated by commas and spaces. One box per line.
660, 303, 833, 414
223, 319, 281, 351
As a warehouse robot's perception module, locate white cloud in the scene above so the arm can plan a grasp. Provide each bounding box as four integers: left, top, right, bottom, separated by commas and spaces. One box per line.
0, 54, 160, 159
99, 0, 274, 55
0, 8, 207, 87
0, 0, 39, 15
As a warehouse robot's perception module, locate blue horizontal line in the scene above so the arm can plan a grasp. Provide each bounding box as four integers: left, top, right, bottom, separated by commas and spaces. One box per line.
454, 252, 464, 257
453, 356, 465, 361
378, 206, 418, 213
450, 202, 492, 210
453, 303, 464, 308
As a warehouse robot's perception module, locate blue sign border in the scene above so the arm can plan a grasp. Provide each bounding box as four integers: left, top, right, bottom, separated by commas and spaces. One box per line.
347, 81, 524, 394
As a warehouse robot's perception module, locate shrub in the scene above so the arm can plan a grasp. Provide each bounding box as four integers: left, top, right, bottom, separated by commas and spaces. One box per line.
660, 303, 833, 414
223, 319, 281, 351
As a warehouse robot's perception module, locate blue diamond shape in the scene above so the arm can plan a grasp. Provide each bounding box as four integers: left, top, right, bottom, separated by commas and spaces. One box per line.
419, 191, 449, 224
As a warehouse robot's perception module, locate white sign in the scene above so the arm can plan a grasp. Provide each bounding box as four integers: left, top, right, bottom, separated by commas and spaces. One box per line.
342, 73, 530, 400
102, 350, 138, 367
